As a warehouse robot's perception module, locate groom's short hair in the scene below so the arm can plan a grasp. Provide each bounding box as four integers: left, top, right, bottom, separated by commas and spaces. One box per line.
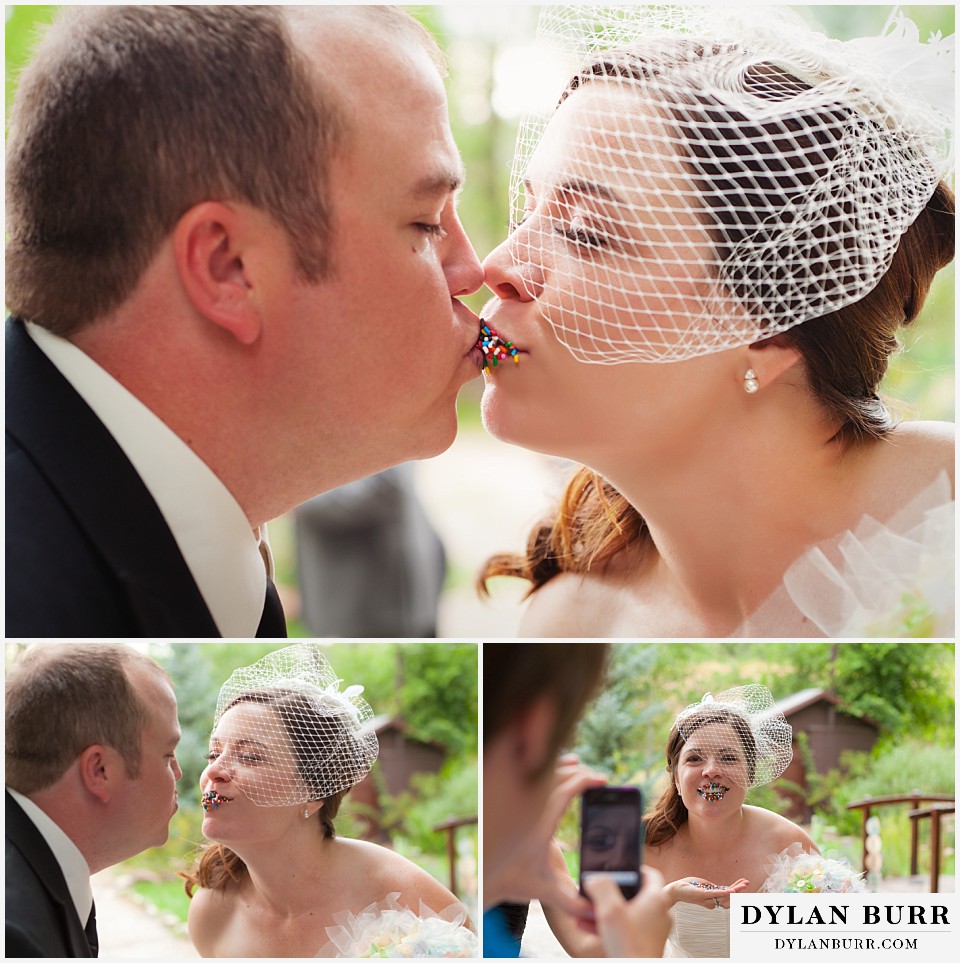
6, 5, 442, 339
5, 643, 170, 794
484, 643, 610, 776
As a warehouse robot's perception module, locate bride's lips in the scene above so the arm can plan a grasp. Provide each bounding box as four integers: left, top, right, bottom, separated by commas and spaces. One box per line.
476, 320, 525, 371
201, 789, 233, 811
697, 782, 729, 803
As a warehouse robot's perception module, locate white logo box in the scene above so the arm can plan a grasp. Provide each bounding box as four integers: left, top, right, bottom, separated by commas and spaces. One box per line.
730, 894, 956, 961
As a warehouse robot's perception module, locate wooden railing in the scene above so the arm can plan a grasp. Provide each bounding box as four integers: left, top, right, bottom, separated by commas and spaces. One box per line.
433, 814, 478, 896
847, 792, 955, 892
907, 803, 955, 894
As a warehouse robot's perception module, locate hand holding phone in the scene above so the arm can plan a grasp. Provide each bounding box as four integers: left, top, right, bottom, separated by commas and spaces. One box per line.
579, 786, 643, 899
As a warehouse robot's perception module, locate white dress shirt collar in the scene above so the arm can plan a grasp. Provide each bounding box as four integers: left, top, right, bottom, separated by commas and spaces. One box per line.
7, 787, 93, 926
27, 322, 266, 636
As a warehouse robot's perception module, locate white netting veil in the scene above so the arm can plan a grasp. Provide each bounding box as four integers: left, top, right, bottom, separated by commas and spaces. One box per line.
207, 644, 379, 807
672, 684, 792, 790
509, 5, 953, 363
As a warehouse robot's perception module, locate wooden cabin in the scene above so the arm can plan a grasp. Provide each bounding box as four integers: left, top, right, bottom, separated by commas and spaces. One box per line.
349, 715, 447, 842
773, 688, 881, 822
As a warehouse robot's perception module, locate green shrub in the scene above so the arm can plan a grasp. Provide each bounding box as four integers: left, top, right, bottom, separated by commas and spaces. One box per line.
809, 739, 955, 877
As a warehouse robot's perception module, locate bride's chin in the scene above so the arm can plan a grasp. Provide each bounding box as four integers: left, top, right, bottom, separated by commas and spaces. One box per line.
481, 391, 545, 451
479, 392, 514, 443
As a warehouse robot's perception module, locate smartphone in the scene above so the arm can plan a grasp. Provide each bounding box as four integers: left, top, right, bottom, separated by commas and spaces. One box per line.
579, 786, 643, 899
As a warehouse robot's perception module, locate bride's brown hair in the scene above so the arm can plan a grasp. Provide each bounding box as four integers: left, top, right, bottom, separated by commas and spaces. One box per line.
479, 52, 954, 597
645, 704, 757, 847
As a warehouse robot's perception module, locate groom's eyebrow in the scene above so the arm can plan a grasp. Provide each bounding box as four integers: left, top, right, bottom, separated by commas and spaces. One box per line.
411, 164, 466, 200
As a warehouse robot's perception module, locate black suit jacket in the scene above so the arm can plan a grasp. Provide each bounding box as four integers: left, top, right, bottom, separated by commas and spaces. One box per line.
5, 791, 94, 958
5, 318, 285, 637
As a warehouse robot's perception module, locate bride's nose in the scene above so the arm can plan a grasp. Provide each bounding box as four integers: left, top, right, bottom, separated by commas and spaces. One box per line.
482, 231, 543, 301
203, 756, 233, 784
702, 755, 723, 778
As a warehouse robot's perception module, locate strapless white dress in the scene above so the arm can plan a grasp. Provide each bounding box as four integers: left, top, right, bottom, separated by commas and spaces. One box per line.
735, 472, 953, 637
663, 903, 730, 958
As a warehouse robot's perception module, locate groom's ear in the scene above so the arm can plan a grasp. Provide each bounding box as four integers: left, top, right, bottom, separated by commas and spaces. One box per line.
78, 744, 120, 803
511, 695, 558, 779
173, 201, 264, 346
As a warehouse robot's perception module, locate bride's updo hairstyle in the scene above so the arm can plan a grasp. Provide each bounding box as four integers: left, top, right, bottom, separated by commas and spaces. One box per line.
184, 645, 379, 896
480, 6, 953, 595
646, 686, 792, 846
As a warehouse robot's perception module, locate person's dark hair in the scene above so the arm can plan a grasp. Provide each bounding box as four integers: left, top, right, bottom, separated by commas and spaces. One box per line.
480, 44, 955, 595
645, 704, 757, 847
183, 689, 349, 896
5, 643, 169, 793
6, 4, 343, 336
484, 643, 610, 778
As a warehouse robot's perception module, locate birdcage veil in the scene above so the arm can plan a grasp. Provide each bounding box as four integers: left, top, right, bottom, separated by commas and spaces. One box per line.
208, 644, 379, 807
673, 683, 793, 789
508, 5, 953, 364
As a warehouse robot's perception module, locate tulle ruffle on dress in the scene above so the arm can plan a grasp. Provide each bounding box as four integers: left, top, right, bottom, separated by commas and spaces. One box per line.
760, 843, 867, 894
736, 472, 953, 637
317, 892, 477, 958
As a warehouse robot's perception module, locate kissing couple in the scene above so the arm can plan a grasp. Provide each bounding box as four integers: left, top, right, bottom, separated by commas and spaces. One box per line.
5, 643, 477, 958
7, 5, 953, 640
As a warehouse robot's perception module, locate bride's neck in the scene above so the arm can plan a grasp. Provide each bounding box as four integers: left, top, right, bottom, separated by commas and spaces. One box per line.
682, 809, 746, 854
592, 408, 860, 628
233, 831, 334, 916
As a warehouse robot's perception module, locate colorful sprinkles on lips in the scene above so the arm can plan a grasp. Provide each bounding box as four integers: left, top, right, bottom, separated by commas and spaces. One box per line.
201, 790, 232, 812
478, 323, 520, 370
697, 782, 728, 803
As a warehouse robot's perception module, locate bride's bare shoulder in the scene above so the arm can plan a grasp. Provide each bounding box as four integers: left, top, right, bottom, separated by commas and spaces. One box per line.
335, 839, 460, 912
743, 806, 818, 852
519, 571, 626, 637
881, 421, 954, 485
187, 882, 234, 955
518, 540, 652, 637
857, 421, 954, 516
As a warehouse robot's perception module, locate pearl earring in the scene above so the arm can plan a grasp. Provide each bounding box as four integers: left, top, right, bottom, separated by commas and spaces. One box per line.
304, 808, 310, 819
743, 368, 759, 394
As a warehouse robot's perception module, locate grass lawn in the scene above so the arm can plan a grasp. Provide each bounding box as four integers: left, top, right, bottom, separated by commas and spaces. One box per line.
130, 878, 191, 926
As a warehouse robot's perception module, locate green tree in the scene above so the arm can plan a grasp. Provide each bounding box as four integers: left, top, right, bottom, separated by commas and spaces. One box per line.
784, 642, 954, 739
573, 644, 666, 781
396, 642, 478, 756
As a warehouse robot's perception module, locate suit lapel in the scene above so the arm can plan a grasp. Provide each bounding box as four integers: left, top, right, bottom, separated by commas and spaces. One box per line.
257, 577, 288, 638
6, 319, 219, 636
5, 792, 93, 957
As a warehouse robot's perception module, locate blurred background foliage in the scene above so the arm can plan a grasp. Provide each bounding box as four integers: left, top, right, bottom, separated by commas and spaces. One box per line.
554, 642, 954, 881
3, 642, 478, 927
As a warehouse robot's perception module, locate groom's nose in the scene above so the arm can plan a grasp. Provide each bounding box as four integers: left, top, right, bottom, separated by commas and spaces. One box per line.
443, 210, 484, 298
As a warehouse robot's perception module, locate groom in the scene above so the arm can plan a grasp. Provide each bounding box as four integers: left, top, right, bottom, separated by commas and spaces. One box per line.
5, 644, 182, 957
5, 6, 483, 637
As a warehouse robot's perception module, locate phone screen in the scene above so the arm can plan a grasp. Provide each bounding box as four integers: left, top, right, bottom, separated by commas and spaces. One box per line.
580, 786, 643, 898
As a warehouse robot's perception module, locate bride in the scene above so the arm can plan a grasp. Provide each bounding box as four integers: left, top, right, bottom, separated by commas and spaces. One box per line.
183, 645, 474, 957
645, 686, 816, 958
478, 5, 954, 637
543, 685, 817, 958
